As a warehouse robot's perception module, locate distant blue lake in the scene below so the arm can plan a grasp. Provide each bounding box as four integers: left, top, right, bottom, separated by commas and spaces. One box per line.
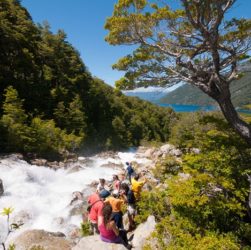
156, 103, 251, 114
156, 103, 217, 112
237, 109, 251, 114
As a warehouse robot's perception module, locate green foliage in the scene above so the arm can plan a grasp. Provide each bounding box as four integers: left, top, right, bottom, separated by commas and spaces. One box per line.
29, 117, 82, 157
0, 0, 175, 157
80, 221, 92, 237
136, 113, 251, 249
1, 207, 21, 250
8, 244, 15, 250
135, 189, 171, 224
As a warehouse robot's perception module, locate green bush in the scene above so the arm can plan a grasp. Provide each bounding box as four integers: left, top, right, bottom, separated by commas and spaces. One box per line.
80, 221, 92, 237
136, 113, 251, 249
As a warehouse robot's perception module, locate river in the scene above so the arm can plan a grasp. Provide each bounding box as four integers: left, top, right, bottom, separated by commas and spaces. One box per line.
0, 151, 151, 242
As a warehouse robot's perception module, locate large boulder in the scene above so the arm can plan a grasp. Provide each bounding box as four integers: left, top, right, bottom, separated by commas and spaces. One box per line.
0, 179, 4, 196
132, 215, 156, 250
10, 230, 71, 250
72, 235, 127, 250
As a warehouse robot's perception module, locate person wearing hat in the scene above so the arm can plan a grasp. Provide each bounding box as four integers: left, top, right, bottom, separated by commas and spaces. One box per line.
105, 189, 124, 229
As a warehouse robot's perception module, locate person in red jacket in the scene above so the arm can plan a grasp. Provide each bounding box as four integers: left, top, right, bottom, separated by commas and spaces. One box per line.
87, 192, 105, 234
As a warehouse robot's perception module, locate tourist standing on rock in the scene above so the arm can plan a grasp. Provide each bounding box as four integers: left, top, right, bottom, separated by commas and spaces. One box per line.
131, 173, 146, 201
112, 174, 121, 192
120, 172, 131, 186
87, 192, 105, 234
125, 162, 134, 183
96, 178, 110, 194
98, 203, 132, 249
120, 183, 136, 231
105, 190, 124, 229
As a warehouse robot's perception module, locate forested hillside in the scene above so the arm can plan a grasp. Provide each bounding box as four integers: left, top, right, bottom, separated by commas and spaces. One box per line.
0, 0, 175, 159
159, 63, 251, 107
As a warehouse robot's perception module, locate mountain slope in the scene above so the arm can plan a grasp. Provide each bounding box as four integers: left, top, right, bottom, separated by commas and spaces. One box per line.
0, 0, 176, 158
159, 64, 251, 107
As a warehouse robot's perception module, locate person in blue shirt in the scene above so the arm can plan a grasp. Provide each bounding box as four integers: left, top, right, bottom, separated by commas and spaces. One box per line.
125, 162, 134, 183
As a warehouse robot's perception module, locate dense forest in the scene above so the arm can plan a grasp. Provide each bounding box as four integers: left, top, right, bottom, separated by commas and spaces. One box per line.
0, 0, 175, 159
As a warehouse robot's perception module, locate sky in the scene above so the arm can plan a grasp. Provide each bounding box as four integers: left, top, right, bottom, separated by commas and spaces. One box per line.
21, 0, 251, 87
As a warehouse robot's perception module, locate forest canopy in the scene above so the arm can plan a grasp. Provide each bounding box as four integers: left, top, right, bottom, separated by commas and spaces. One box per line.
0, 0, 176, 159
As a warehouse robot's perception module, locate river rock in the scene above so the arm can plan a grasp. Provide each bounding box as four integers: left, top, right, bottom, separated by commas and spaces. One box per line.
169, 148, 182, 157
47, 161, 61, 170
143, 147, 156, 158
78, 157, 93, 165
72, 235, 127, 250
190, 148, 201, 154
160, 144, 175, 154
30, 158, 48, 166
65, 224, 82, 245
10, 229, 71, 250
69, 200, 87, 217
70, 191, 84, 204
10, 210, 32, 226
67, 165, 84, 173
0, 179, 4, 196
132, 215, 156, 250
100, 162, 123, 169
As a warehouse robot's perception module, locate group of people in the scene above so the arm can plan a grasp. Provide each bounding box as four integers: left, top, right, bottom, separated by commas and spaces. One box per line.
86, 162, 146, 249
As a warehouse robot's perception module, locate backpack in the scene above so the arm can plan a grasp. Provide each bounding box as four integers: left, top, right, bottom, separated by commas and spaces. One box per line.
87, 200, 101, 213
127, 165, 134, 175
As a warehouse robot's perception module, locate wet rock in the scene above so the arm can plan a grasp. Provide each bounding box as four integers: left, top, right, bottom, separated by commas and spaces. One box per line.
100, 162, 123, 169
69, 200, 87, 217
47, 161, 61, 170
70, 191, 84, 204
8, 153, 24, 161
67, 165, 84, 174
65, 225, 82, 245
30, 158, 48, 166
10, 210, 32, 226
89, 180, 99, 189
143, 148, 157, 158
10, 229, 71, 250
77, 156, 94, 166
0, 179, 4, 196
95, 151, 120, 160
72, 235, 127, 250
132, 215, 156, 250
169, 148, 182, 157
160, 144, 175, 154
52, 217, 65, 227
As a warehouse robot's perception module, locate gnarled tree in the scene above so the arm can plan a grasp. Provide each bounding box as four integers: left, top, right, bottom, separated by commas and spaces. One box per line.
105, 0, 251, 145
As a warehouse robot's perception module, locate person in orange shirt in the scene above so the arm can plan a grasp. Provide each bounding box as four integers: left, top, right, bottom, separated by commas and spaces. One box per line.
131, 173, 146, 201
105, 190, 124, 229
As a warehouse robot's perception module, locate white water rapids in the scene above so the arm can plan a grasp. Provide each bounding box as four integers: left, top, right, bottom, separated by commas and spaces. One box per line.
0, 150, 151, 242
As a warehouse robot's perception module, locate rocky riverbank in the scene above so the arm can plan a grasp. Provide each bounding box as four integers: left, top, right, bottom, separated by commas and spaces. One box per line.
0, 144, 185, 249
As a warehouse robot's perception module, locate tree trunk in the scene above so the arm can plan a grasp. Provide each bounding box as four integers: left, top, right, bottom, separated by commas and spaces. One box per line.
247, 175, 251, 221
216, 95, 251, 146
